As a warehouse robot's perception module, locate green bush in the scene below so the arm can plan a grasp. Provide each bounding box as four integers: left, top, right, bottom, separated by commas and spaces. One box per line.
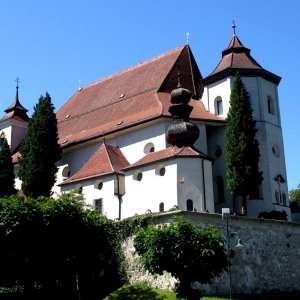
104, 283, 167, 300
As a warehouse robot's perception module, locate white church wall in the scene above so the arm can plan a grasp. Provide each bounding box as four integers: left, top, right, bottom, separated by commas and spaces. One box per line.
122, 162, 178, 219
113, 122, 167, 164
58, 142, 100, 177
60, 175, 120, 220
201, 77, 231, 117
10, 120, 28, 153
177, 158, 212, 213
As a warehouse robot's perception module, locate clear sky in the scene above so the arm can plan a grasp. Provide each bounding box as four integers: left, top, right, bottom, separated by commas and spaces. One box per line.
0, 0, 299, 190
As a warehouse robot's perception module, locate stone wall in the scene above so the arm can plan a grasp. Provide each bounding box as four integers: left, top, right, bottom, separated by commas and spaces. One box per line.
123, 211, 300, 295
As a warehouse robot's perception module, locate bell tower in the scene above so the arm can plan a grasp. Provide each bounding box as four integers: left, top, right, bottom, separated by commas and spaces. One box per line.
0, 80, 29, 153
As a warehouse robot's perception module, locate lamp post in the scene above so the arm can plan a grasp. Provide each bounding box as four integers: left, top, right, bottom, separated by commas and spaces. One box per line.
222, 208, 244, 300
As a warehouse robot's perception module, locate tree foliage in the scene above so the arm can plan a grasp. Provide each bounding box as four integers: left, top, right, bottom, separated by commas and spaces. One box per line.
289, 184, 300, 210
18, 93, 61, 197
225, 73, 263, 211
134, 217, 227, 300
0, 193, 126, 300
0, 137, 16, 197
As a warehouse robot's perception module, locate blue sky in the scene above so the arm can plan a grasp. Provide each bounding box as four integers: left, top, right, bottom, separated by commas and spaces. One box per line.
0, 0, 299, 190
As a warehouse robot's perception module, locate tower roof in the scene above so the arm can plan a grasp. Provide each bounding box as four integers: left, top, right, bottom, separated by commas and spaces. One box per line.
203, 29, 281, 85
1, 85, 29, 122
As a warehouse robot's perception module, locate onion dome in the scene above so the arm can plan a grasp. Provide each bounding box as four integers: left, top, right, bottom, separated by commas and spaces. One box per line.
166, 73, 200, 147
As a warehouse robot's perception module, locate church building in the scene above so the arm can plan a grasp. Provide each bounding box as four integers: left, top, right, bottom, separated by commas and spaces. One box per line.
0, 28, 291, 220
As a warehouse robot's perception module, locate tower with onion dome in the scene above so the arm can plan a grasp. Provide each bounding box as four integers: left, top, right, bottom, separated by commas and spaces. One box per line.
0, 81, 29, 153
201, 24, 290, 219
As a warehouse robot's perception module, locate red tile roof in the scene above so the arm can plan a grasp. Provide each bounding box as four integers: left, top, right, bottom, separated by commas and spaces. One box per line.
57, 45, 221, 148
59, 143, 129, 185
124, 145, 210, 170
203, 34, 281, 85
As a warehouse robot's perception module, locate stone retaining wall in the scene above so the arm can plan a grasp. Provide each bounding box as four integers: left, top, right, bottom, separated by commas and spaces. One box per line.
123, 211, 300, 295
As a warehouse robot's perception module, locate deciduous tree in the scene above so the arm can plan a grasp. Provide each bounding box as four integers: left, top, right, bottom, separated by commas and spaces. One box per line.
134, 217, 227, 300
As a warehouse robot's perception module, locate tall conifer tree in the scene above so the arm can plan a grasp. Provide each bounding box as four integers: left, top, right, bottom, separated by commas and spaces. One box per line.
0, 137, 16, 197
19, 93, 61, 197
225, 73, 263, 213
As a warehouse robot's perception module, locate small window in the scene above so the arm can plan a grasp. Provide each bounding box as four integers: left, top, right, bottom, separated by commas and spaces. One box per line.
94, 199, 103, 214
62, 166, 70, 180
272, 144, 280, 157
282, 193, 287, 206
159, 202, 164, 212
75, 184, 83, 194
216, 176, 225, 203
155, 164, 166, 176
214, 146, 222, 158
215, 97, 223, 115
144, 142, 155, 154
246, 93, 251, 103
133, 170, 143, 181
186, 199, 194, 211
94, 180, 103, 190
275, 190, 279, 204
267, 96, 274, 115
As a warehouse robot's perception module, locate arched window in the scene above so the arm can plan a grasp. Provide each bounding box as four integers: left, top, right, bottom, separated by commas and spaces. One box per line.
133, 170, 143, 181
155, 164, 166, 176
62, 166, 70, 180
216, 176, 225, 203
75, 184, 83, 194
215, 97, 223, 115
282, 193, 287, 206
144, 142, 155, 154
186, 199, 194, 211
275, 190, 279, 204
159, 202, 164, 212
267, 96, 274, 115
94, 180, 103, 190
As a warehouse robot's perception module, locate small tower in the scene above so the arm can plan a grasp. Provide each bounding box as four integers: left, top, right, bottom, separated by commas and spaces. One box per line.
202, 25, 291, 220
0, 81, 29, 153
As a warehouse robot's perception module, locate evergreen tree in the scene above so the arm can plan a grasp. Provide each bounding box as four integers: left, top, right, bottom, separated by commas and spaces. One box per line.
0, 137, 16, 197
225, 73, 263, 213
18, 93, 61, 197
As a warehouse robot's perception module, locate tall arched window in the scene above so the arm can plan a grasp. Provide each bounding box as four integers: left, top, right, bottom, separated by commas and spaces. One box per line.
186, 199, 194, 211
216, 176, 225, 203
267, 96, 274, 114
159, 202, 164, 212
215, 97, 223, 115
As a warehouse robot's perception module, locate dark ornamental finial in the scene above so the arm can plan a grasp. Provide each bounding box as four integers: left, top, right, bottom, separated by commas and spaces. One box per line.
232, 21, 236, 36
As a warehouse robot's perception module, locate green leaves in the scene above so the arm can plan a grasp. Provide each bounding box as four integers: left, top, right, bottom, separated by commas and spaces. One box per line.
133, 217, 227, 299
0, 138, 16, 197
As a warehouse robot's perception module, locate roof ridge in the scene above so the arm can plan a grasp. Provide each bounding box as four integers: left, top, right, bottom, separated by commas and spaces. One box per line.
82, 45, 186, 90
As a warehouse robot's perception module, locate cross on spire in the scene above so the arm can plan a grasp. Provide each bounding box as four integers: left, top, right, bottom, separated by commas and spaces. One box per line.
15, 77, 20, 89
232, 21, 236, 36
